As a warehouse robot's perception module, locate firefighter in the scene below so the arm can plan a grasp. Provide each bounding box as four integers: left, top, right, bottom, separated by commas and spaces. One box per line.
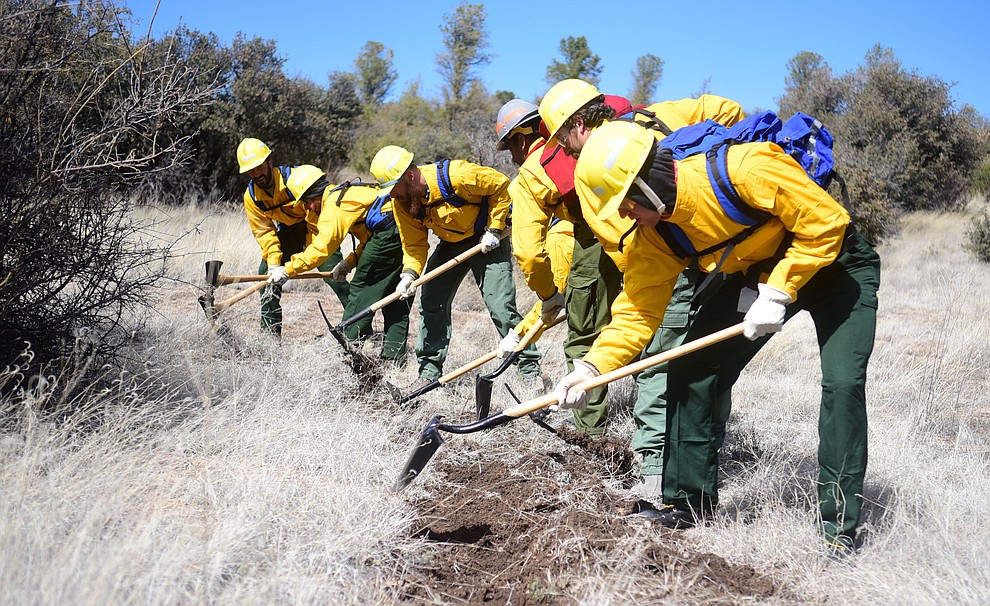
370, 145, 541, 391
280, 165, 410, 360
557, 119, 880, 552
533, 81, 743, 499
493, 99, 573, 368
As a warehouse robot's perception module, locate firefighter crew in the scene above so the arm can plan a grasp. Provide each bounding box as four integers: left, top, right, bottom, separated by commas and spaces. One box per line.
236, 138, 349, 337
369, 145, 542, 391
557, 119, 880, 552
280, 165, 410, 361
534, 81, 744, 498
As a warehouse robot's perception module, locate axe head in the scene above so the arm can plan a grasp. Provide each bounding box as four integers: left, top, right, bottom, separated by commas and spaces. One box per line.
199, 259, 224, 320
205, 260, 224, 288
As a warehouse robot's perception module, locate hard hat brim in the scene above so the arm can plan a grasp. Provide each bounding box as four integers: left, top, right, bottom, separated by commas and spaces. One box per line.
238, 157, 266, 174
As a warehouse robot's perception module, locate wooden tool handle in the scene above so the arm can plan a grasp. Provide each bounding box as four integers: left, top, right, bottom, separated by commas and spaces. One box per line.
217, 272, 334, 285
214, 280, 268, 313
502, 323, 746, 419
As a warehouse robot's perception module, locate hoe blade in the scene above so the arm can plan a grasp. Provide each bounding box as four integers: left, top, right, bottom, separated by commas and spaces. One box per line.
472, 352, 515, 420
393, 417, 444, 492
474, 375, 493, 420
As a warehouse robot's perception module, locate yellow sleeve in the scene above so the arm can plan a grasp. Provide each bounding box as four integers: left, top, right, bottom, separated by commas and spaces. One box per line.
731, 144, 849, 299
393, 200, 430, 277
285, 199, 362, 277
650, 95, 745, 129
582, 228, 687, 374
243, 190, 283, 266
454, 162, 512, 232
514, 301, 542, 336
509, 171, 559, 300
546, 220, 575, 294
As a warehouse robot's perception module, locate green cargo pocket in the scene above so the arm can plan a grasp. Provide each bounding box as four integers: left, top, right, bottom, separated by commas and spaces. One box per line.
565, 271, 603, 337
661, 310, 689, 330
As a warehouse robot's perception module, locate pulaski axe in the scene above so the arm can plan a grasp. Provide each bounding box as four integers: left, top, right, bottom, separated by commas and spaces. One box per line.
198, 260, 344, 320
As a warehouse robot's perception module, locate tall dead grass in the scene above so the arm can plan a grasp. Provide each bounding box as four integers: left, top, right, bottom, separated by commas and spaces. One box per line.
1, 204, 988, 604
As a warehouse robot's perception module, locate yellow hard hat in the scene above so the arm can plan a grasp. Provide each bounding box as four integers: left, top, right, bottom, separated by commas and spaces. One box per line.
236, 137, 272, 173
574, 120, 655, 220
285, 164, 325, 202
370, 145, 414, 189
538, 79, 602, 143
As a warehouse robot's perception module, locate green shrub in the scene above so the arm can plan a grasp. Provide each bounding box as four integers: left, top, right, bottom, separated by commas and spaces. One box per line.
776, 46, 984, 245
964, 211, 990, 263
971, 162, 990, 200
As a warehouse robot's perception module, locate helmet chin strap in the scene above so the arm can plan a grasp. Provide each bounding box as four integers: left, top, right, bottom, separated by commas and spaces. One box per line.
633, 176, 666, 214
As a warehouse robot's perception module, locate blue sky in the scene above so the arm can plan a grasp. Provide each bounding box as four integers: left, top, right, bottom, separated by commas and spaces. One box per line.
127, 0, 990, 117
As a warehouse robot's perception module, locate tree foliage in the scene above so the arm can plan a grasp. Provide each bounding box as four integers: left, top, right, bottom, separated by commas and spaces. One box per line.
354, 41, 397, 108
135, 30, 363, 202
546, 36, 602, 86
629, 54, 664, 105
777, 45, 984, 243
351, 80, 509, 179
778, 51, 843, 118
0, 0, 217, 374
436, 2, 491, 104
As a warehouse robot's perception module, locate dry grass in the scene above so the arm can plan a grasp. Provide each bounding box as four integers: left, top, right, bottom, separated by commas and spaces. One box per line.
1, 204, 989, 604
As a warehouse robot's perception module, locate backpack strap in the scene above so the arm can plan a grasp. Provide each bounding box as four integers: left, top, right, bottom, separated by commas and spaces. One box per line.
629, 108, 673, 136
707, 142, 771, 226
249, 165, 295, 212
433, 159, 473, 208
328, 178, 379, 207
431, 159, 489, 236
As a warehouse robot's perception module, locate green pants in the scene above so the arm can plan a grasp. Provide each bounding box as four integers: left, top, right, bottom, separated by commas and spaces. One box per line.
258, 220, 350, 336
416, 237, 540, 380
564, 222, 623, 436
341, 224, 411, 360
633, 263, 731, 475
662, 227, 880, 545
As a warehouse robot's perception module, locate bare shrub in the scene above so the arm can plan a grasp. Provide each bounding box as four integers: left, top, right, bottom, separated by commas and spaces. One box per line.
0, 1, 218, 381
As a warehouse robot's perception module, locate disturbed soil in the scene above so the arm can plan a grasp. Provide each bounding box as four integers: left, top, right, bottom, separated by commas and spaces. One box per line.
396, 426, 778, 605
184, 284, 780, 603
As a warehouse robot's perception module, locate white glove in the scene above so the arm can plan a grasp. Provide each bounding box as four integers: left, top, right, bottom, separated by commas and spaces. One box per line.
743, 283, 792, 340
552, 360, 600, 410
496, 330, 522, 359
539, 289, 566, 324
267, 265, 289, 287
480, 229, 501, 253
395, 272, 417, 300
330, 259, 351, 281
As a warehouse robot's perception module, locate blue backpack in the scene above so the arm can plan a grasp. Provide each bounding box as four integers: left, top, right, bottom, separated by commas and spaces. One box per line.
636, 110, 846, 260
327, 180, 396, 233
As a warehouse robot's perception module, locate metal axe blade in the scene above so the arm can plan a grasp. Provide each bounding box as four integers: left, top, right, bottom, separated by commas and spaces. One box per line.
199, 259, 224, 320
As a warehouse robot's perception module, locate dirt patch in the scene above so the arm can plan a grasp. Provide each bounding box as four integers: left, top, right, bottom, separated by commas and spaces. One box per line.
396, 428, 778, 605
